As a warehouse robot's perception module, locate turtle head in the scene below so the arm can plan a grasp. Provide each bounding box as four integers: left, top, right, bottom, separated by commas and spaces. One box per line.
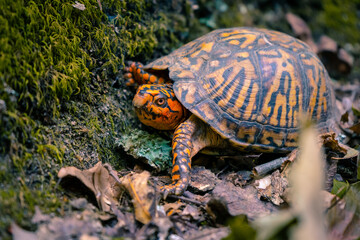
133, 84, 189, 130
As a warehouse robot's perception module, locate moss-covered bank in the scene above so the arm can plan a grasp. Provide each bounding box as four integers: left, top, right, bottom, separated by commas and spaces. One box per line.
0, 0, 181, 238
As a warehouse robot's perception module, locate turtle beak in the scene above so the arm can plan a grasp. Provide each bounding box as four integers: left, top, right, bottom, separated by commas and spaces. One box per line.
133, 93, 147, 109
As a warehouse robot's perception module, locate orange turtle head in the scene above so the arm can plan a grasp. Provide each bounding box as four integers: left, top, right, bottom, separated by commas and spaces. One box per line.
133, 84, 189, 130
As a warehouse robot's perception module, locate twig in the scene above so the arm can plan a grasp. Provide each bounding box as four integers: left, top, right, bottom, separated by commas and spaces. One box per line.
216, 165, 229, 177
167, 195, 204, 206
252, 157, 288, 177
103, 163, 122, 184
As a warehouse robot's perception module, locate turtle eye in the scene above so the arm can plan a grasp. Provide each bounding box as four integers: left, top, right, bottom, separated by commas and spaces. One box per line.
155, 98, 166, 106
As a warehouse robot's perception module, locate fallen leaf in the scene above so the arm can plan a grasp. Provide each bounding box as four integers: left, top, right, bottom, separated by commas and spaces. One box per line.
317, 133, 358, 185
185, 227, 230, 240
207, 182, 278, 223
31, 206, 51, 224
319, 132, 347, 155
189, 166, 219, 193
332, 144, 358, 161
79, 234, 99, 240
70, 198, 88, 210
341, 111, 349, 123
152, 216, 173, 240
327, 182, 360, 240
36, 213, 103, 239
182, 204, 201, 220
11, 222, 37, 240
349, 122, 360, 134
58, 162, 123, 212
317, 35, 353, 76
255, 170, 288, 205
285, 13, 317, 52
163, 202, 185, 216
224, 171, 250, 187
121, 171, 158, 224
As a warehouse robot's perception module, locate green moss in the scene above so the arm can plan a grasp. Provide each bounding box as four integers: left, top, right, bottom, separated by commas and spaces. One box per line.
0, 0, 183, 238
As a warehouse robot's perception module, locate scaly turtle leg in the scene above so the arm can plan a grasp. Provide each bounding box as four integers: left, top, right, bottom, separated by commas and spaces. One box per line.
124, 61, 168, 88
160, 115, 226, 198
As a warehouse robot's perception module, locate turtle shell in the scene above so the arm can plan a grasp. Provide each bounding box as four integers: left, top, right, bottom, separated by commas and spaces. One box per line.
144, 27, 337, 153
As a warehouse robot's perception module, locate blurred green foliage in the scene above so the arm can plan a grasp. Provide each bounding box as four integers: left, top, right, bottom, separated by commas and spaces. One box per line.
223, 215, 256, 240
321, 0, 360, 44
331, 179, 350, 198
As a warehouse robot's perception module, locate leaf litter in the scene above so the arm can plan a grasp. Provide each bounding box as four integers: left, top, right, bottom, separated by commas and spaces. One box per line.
13, 124, 359, 239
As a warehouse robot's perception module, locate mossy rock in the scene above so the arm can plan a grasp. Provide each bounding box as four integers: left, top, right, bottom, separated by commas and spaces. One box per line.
116, 129, 172, 171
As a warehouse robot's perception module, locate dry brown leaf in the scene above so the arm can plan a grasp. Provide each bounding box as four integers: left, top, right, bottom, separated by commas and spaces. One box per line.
319, 132, 347, 155
57, 162, 123, 212
207, 182, 277, 223
285, 12, 317, 52
11, 222, 37, 240
121, 171, 158, 224
318, 35, 353, 76
255, 170, 288, 206
349, 122, 360, 134
182, 204, 201, 220
163, 202, 186, 216
152, 217, 173, 240
189, 166, 219, 193
58, 163, 159, 225
332, 144, 359, 161
184, 227, 230, 240
341, 111, 349, 123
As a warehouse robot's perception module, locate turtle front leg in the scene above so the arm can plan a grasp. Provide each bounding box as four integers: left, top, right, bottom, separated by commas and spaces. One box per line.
160, 118, 195, 197
160, 115, 222, 198
124, 61, 168, 88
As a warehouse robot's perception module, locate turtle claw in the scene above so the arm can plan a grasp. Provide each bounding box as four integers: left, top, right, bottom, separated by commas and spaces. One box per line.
123, 61, 144, 87
160, 181, 188, 199
159, 185, 175, 200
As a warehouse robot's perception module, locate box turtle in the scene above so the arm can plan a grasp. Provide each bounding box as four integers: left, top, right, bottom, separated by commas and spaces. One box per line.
124, 27, 337, 197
